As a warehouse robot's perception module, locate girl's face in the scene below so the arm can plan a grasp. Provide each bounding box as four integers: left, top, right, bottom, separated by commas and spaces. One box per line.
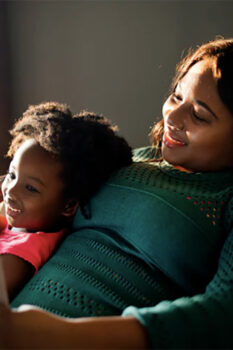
1, 139, 73, 232
162, 59, 233, 172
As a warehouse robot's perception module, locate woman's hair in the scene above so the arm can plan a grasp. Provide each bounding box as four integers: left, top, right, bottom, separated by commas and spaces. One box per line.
150, 37, 233, 159
7, 102, 132, 211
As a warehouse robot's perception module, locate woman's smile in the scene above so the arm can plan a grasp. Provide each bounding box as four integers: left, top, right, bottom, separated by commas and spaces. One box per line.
163, 129, 187, 148
161, 60, 233, 172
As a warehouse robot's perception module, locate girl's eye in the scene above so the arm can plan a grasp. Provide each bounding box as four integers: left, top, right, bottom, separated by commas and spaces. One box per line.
25, 184, 39, 193
7, 171, 16, 180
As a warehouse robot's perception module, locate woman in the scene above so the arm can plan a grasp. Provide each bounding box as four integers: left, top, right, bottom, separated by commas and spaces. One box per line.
1, 37, 233, 349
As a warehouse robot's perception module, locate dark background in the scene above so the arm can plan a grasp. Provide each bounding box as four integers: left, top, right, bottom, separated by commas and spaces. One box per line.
0, 0, 232, 172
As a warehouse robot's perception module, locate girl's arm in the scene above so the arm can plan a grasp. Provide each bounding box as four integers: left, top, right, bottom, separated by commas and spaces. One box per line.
0, 210, 35, 301
0, 173, 35, 301
0, 255, 35, 301
0, 305, 149, 349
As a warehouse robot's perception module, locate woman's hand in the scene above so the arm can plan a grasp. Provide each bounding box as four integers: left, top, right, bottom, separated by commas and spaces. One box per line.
0, 304, 12, 348
0, 304, 67, 349
0, 304, 149, 349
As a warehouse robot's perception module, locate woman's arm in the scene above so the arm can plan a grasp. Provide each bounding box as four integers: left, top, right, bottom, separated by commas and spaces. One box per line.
0, 304, 149, 349
123, 226, 233, 349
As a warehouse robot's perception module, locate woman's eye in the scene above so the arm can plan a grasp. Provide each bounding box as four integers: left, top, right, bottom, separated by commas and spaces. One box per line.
172, 92, 182, 102
25, 184, 39, 193
192, 109, 207, 123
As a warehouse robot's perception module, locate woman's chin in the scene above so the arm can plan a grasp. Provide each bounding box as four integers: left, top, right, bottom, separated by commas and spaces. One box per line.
162, 149, 179, 166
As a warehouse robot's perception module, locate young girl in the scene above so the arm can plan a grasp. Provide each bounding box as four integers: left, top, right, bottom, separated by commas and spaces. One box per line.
0, 102, 132, 300
1, 38, 233, 349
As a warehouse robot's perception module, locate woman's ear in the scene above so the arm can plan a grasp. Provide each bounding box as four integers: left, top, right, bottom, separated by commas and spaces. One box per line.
62, 199, 79, 218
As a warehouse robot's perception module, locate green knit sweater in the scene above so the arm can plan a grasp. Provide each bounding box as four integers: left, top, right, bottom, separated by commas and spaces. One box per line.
12, 147, 233, 348
124, 147, 233, 348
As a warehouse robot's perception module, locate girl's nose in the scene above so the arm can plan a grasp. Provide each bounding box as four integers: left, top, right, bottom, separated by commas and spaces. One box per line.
3, 180, 19, 200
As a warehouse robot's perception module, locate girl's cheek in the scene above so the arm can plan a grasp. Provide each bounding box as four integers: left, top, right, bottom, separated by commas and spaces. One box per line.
1, 182, 6, 198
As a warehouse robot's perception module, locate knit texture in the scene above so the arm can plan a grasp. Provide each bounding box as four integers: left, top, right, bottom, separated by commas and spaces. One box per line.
12, 147, 233, 348
123, 147, 233, 348
123, 233, 233, 349
12, 227, 185, 318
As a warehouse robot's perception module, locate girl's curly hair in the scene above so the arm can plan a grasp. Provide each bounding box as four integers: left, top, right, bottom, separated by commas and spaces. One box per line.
150, 37, 233, 160
8, 102, 132, 210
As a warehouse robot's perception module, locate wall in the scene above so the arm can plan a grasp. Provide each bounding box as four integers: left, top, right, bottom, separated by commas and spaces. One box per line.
0, 2, 11, 173
4, 0, 233, 159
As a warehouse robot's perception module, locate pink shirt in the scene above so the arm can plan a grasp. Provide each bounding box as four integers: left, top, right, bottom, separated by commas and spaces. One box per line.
0, 222, 66, 272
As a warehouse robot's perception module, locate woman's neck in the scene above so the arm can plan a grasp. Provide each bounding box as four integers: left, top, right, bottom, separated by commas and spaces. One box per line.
172, 165, 193, 173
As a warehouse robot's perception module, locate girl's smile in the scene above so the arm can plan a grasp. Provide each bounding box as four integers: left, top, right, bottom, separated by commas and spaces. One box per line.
1, 139, 71, 232
162, 59, 233, 172
5, 199, 22, 219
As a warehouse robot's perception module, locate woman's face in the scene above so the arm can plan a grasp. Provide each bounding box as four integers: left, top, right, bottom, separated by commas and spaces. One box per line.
162, 59, 233, 172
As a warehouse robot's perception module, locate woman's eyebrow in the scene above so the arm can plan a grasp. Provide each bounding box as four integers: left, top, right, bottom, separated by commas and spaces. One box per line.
194, 99, 218, 119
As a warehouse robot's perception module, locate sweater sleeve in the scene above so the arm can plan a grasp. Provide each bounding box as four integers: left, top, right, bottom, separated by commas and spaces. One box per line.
122, 227, 233, 349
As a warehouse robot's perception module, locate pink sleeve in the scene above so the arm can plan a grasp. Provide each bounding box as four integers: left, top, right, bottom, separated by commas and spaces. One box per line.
0, 227, 66, 273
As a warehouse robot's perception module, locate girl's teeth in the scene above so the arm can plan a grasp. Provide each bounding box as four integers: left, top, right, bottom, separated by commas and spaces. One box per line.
8, 206, 21, 213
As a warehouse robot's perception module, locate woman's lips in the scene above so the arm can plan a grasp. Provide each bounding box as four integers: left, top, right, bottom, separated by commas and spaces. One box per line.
163, 131, 186, 148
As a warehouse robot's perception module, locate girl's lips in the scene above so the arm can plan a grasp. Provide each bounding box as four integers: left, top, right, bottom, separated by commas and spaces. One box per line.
163, 131, 187, 148
5, 203, 22, 219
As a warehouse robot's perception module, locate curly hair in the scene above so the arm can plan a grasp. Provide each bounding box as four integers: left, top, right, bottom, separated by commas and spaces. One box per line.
8, 102, 132, 212
150, 37, 233, 160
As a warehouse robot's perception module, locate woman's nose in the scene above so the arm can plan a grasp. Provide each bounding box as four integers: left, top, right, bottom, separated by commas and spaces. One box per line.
166, 107, 185, 131
164, 101, 187, 131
